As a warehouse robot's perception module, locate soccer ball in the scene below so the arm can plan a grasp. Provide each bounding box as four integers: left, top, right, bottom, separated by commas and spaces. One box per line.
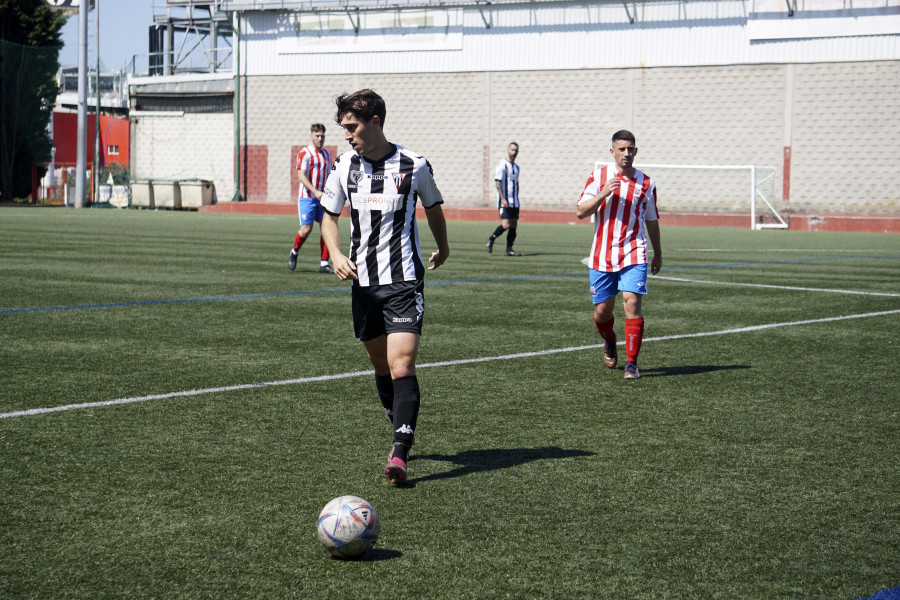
316, 495, 380, 559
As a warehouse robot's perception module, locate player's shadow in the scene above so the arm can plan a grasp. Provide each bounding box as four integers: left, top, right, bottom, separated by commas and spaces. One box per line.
408, 446, 594, 486
637, 365, 752, 378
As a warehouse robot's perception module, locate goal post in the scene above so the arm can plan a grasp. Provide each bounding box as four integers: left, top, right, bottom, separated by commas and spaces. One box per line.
593, 162, 788, 230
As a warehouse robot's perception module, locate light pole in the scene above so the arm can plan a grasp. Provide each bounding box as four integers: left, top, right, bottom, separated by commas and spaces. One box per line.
92, 0, 100, 206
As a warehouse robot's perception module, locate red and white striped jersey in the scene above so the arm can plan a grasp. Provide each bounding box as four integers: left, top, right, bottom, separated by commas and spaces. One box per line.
297, 145, 332, 198
321, 145, 444, 287
578, 166, 659, 272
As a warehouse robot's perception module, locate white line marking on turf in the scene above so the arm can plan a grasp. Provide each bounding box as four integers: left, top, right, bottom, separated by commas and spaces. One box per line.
654, 275, 900, 297
681, 248, 883, 253
2, 309, 898, 420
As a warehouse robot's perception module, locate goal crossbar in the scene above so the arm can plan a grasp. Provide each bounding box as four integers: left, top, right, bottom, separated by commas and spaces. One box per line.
593, 162, 788, 230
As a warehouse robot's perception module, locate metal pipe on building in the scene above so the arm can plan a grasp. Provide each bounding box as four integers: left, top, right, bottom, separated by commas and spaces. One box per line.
232, 10, 243, 201
74, 0, 88, 208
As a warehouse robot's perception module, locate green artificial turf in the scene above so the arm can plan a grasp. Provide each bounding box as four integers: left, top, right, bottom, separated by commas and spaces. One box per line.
1, 208, 898, 599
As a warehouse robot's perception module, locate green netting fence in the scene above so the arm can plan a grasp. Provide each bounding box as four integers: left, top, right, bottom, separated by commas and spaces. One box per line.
0, 37, 60, 201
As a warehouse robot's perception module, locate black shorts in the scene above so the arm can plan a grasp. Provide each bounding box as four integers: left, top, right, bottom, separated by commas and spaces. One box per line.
499, 206, 520, 220
351, 280, 425, 341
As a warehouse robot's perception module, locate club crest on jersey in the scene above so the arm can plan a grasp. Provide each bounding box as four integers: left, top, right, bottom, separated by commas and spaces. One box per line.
350, 170, 365, 184
391, 173, 408, 190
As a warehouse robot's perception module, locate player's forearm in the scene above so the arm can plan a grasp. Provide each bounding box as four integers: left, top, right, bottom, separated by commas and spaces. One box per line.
494, 181, 506, 203
425, 205, 450, 256
297, 173, 318, 196
320, 214, 342, 258
645, 219, 662, 255
576, 192, 607, 220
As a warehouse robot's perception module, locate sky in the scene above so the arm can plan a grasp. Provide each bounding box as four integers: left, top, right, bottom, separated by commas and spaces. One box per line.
58, 1, 156, 72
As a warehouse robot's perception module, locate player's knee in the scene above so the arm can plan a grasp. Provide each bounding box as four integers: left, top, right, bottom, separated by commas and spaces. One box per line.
389, 364, 416, 380
594, 304, 613, 322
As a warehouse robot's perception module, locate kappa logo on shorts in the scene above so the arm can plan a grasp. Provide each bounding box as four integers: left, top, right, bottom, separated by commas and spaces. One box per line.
393, 317, 413, 323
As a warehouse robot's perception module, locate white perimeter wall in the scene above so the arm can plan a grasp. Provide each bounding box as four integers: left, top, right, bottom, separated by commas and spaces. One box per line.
238, 61, 899, 214
131, 113, 234, 201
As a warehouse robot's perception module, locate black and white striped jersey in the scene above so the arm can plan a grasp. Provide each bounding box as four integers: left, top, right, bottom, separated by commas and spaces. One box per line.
321, 144, 444, 287
495, 159, 520, 208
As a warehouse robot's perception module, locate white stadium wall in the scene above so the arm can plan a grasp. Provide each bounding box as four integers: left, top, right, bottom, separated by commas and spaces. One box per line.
240, 60, 899, 214
131, 0, 900, 215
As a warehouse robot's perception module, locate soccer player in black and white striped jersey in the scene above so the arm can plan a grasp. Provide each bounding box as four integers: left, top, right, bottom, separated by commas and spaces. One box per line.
486, 142, 522, 256
320, 89, 450, 486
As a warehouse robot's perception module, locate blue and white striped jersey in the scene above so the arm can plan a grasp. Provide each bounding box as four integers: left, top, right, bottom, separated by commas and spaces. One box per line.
495, 159, 520, 208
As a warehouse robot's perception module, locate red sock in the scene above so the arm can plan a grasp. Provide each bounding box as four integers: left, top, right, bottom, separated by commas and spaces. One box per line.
320, 236, 329, 261
293, 232, 305, 252
593, 316, 615, 342
625, 318, 644, 363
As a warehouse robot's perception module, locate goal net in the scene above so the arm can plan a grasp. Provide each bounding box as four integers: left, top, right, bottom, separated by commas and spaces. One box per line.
593, 162, 787, 230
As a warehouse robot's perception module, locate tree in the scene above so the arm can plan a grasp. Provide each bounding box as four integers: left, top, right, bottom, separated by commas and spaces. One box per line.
0, 0, 66, 201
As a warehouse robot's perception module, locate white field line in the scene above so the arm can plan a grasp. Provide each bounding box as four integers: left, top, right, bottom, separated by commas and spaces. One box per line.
2, 309, 898, 420
654, 275, 900, 297
681, 248, 884, 253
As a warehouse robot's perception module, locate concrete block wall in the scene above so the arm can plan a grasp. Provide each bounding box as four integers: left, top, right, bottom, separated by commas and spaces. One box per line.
131, 113, 233, 202
790, 61, 900, 214
241, 144, 268, 201
244, 72, 488, 207
244, 74, 357, 205
227, 60, 899, 216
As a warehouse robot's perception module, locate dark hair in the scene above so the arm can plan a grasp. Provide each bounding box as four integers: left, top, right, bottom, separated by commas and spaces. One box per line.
612, 130, 636, 144
310, 123, 325, 133
334, 89, 386, 127
509, 142, 519, 148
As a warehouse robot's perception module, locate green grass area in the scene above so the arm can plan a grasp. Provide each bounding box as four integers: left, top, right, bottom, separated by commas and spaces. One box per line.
1, 208, 898, 599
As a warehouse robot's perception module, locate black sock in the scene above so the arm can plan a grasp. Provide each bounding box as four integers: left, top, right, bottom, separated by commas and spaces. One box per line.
392, 441, 410, 463
506, 228, 517, 249
375, 373, 393, 423
391, 375, 419, 450
490, 225, 506, 240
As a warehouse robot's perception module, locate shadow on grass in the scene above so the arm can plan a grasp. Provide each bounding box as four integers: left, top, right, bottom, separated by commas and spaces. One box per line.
638, 365, 752, 378
408, 446, 594, 486
354, 548, 403, 562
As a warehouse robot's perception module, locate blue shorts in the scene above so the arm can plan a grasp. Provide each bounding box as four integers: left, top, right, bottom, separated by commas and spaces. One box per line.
298, 196, 325, 226
589, 264, 648, 304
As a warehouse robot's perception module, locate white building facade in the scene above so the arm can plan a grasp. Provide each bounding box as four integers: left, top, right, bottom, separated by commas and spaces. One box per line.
130, 0, 900, 214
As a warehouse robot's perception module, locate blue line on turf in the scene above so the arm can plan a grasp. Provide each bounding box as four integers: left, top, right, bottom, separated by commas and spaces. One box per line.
2, 254, 898, 316
0, 288, 350, 315
858, 585, 900, 600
